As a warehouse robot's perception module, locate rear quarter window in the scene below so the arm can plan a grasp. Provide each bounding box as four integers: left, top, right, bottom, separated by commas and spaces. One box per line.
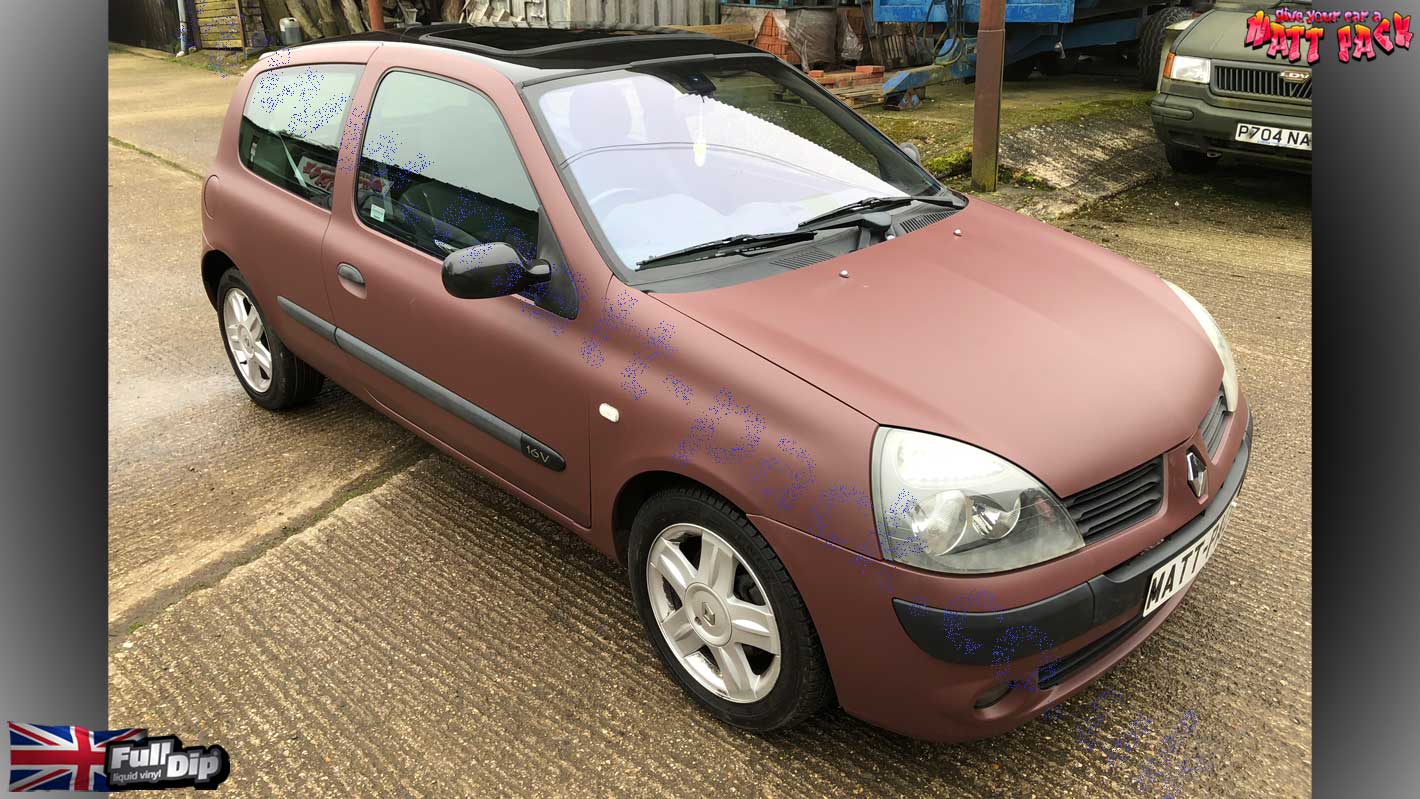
239, 64, 364, 208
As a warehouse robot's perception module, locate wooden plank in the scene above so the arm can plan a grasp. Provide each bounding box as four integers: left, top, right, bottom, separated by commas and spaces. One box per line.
671, 0, 687, 24
654, 0, 672, 25
665, 23, 755, 42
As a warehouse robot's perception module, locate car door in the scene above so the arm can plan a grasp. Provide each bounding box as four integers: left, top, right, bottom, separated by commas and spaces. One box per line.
219, 60, 365, 376
320, 64, 593, 528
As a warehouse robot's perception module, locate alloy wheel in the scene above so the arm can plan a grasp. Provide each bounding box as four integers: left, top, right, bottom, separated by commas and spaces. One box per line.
646, 523, 782, 703
223, 288, 273, 393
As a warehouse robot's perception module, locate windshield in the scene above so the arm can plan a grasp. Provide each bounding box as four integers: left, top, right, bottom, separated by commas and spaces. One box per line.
529, 58, 946, 275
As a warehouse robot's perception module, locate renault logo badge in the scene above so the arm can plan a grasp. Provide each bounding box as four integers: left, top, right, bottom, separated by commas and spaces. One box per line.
1185, 451, 1208, 498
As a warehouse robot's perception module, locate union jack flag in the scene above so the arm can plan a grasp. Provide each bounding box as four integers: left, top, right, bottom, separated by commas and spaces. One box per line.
8, 722, 145, 792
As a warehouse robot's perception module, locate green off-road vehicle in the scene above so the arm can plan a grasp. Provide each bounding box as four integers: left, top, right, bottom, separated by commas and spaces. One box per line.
1151, 2, 1312, 173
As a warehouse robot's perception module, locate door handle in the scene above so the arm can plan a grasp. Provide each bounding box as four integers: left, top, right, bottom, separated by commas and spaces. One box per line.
337, 263, 365, 287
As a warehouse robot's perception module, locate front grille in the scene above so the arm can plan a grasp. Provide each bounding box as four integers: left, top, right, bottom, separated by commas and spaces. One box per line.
1212, 65, 1312, 101
1038, 613, 1148, 689
1198, 384, 1230, 456
1062, 457, 1165, 541
898, 208, 959, 234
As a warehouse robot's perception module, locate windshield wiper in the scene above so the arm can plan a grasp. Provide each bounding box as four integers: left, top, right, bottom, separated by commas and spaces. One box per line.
637, 230, 820, 270
796, 194, 963, 231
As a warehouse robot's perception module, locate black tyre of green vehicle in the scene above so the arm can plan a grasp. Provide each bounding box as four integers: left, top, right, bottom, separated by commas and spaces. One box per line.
1164, 142, 1219, 174
627, 486, 834, 733
216, 268, 325, 410
1138, 6, 1197, 88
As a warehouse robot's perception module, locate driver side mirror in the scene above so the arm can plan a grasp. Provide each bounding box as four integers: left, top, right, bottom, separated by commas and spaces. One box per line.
441, 242, 551, 300
898, 141, 922, 164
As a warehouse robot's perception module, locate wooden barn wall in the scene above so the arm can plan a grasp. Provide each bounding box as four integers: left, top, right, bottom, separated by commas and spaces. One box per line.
109, 0, 183, 50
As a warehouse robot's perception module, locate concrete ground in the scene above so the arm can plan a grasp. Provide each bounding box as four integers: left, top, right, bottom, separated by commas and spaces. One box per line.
107, 51, 1310, 797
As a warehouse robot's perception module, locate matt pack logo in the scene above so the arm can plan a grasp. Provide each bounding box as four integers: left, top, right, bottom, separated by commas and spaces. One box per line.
7, 722, 145, 791
1244, 8, 1412, 63
106, 735, 231, 791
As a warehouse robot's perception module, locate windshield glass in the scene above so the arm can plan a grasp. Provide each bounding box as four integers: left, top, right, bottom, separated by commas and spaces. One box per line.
531, 58, 946, 273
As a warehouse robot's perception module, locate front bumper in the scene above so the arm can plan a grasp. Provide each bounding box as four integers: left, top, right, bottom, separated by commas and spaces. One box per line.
1151, 91, 1311, 169
750, 401, 1252, 743
893, 413, 1249, 668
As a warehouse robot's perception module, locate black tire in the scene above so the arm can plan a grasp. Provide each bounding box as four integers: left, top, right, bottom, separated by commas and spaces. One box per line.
1138, 6, 1196, 88
216, 268, 324, 410
628, 486, 833, 733
1002, 57, 1038, 82
1038, 51, 1080, 76
1165, 142, 1218, 174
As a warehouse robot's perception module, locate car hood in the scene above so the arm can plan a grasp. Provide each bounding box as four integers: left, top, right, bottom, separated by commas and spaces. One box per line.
650, 199, 1224, 497
1176, 7, 1293, 63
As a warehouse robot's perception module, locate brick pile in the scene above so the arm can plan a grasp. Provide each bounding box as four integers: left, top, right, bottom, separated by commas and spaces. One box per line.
751, 14, 801, 65
807, 65, 886, 89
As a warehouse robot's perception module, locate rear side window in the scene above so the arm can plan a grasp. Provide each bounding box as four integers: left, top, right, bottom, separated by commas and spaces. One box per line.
355, 71, 540, 261
239, 64, 363, 209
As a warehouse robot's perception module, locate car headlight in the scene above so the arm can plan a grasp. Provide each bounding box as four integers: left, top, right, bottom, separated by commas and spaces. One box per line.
871, 428, 1084, 574
1164, 54, 1211, 84
1164, 280, 1238, 412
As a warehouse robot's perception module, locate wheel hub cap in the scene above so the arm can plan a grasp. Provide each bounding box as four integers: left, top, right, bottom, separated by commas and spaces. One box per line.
645, 523, 782, 704
686, 584, 731, 646
222, 288, 272, 393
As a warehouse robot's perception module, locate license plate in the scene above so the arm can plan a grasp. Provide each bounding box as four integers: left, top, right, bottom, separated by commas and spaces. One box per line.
1234, 123, 1311, 151
1141, 504, 1232, 618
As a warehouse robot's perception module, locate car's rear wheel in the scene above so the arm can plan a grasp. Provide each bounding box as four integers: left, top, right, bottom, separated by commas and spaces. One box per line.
216, 269, 324, 410
628, 486, 832, 732
1164, 142, 1219, 174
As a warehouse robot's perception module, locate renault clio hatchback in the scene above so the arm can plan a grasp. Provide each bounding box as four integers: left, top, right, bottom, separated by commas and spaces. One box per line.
200, 23, 1251, 743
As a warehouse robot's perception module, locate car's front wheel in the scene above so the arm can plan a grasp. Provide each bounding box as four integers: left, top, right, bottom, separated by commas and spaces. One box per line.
628, 486, 833, 733
216, 269, 324, 410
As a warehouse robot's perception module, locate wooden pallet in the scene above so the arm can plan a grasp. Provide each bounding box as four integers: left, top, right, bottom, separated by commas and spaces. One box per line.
194, 0, 265, 50
830, 85, 885, 107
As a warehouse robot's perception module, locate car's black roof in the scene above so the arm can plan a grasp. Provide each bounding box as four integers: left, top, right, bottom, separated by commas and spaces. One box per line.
296, 22, 767, 82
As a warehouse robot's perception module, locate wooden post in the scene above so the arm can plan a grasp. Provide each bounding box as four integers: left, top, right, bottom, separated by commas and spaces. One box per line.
971, 0, 1006, 191
368, 0, 385, 29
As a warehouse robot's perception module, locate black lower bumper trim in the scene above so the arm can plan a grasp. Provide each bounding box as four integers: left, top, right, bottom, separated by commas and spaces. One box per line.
892, 415, 1251, 666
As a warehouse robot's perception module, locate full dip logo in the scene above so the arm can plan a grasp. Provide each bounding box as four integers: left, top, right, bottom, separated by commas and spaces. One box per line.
1245, 8, 1412, 63
105, 735, 230, 791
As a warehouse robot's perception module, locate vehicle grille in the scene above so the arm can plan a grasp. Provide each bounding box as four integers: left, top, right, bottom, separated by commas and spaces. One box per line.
1198, 384, 1230, 456
898, 208, 959, 234
1212, 65, 1312, 101
1038, 613, 1148, 689
1062, 457, 1165, 541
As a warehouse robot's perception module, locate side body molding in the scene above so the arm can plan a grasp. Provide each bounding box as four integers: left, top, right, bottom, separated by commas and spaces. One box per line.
277, 296, 567, 472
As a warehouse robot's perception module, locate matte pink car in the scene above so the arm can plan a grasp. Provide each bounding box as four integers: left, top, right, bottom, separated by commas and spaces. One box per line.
200, 23, 1250, 742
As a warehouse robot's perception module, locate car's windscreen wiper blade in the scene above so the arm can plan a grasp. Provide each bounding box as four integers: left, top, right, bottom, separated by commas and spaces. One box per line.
637, 230, 819, 270
796, 194, 962, 231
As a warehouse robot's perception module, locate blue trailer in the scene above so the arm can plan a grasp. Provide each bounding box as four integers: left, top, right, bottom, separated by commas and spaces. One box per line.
869, 0, 1197, 103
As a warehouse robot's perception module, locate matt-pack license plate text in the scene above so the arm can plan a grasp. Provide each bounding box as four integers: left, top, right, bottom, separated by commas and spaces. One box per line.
1234, 123, 1311, 151
1141, 504, 1232, 617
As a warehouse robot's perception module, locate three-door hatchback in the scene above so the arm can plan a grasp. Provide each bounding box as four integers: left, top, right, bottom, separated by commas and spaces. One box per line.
201, 23, 1251, 742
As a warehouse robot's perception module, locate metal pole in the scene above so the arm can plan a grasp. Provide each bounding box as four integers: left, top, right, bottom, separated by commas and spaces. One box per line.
368, 0, 385, 30
971, 0, 1006, 191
